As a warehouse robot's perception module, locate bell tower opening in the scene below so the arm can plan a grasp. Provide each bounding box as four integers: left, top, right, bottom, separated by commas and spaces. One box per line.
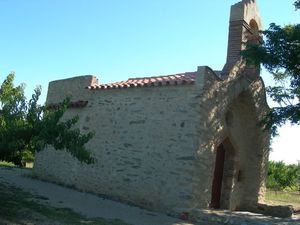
249, 19, 259, 34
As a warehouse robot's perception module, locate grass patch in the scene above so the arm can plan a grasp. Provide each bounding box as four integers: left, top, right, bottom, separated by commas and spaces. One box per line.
266, 189, 300, 209
0, 182, 131, 225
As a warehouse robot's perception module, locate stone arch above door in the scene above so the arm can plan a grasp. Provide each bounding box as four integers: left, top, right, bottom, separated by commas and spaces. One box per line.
222, 90, 270, 209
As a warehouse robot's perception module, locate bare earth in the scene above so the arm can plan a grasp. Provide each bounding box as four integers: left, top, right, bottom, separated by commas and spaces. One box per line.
0, 167, 299, 225
0, 167, 192, 225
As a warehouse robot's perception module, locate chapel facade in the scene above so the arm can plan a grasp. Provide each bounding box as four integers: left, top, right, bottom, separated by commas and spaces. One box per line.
34, 0, 270, 213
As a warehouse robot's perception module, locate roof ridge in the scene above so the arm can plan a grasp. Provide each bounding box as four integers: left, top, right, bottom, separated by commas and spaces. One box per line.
87, 71, 197, 90
127, 71, 196, 81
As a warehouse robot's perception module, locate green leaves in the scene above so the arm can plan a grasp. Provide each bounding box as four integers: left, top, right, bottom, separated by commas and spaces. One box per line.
267, 161, 299, 191
242, 10, 300, 136
0, 74, 94, 166
260, 104, 300, 136
262, 24, 300, 77
295, 0, 300, 9
35, 99, 95, 164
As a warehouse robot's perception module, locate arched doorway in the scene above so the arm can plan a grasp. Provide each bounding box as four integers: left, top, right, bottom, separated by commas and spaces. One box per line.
210, 138, 237, 209
210, 143, 226, 208
209, 91, 269, 211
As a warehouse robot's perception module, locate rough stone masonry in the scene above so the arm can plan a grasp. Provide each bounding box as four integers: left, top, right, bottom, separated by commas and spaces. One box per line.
34, 0, 271, 215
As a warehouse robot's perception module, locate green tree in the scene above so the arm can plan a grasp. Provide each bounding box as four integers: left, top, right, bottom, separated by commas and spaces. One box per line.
0, 73, 94, 166
242, 1, 300, 135
267, 161, 299, 191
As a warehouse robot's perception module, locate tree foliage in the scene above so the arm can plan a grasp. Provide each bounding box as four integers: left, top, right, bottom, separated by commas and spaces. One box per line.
267, 161, 300, 191
0, 73, 94, 166
242, 2, 300, 135
295, 0, 300, 9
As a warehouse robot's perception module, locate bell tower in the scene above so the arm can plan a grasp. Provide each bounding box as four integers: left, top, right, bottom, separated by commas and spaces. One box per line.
222, 0, 262, 77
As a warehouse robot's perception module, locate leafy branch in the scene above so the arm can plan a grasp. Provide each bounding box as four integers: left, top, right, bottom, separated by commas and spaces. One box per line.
0, 73, 94, 166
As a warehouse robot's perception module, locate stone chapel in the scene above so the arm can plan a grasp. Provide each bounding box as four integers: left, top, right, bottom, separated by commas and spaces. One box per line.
34, 0, 270, 213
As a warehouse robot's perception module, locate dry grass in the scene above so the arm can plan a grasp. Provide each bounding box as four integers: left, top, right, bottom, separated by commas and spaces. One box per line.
266, 190, 300, 212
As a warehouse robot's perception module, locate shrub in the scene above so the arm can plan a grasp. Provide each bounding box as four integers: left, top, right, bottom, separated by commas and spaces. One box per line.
267, 161, 299, 191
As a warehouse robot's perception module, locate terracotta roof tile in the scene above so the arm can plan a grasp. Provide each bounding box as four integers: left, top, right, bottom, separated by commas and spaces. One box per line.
87, 72, 197, 90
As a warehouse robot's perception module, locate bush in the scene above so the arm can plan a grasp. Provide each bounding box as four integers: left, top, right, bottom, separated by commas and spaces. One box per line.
267, 161, 299, 191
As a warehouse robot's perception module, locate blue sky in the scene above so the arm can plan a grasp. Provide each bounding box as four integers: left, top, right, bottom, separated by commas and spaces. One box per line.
0, 0, 299, 163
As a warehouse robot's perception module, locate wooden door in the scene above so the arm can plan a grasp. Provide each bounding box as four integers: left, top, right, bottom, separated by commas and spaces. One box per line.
210, 144, 226, 209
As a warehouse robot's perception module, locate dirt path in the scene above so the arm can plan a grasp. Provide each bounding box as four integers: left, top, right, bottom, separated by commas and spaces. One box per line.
0, 167, 299, 225
0, 167, 192, 225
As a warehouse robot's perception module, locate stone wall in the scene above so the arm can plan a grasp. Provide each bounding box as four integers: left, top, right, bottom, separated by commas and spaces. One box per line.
34, 79, 206, 211
34, 64, 270, 213
191, 63, 270, 211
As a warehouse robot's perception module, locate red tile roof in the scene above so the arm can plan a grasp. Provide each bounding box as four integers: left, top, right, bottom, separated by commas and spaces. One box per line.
87, 72, 197, 90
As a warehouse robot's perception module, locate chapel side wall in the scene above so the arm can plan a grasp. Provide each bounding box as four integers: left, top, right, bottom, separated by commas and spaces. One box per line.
34, 84, 202, 211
